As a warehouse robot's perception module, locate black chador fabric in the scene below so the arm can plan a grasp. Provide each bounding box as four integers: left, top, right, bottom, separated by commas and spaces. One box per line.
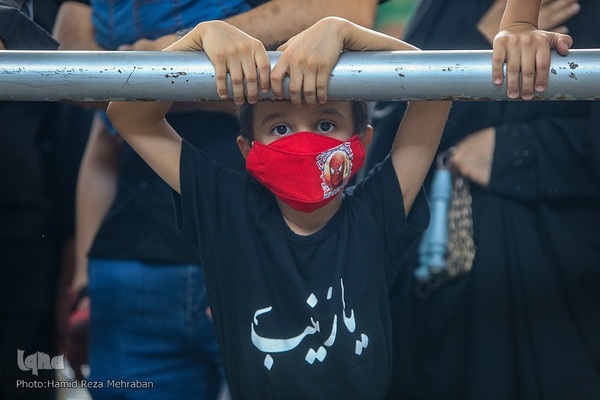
371, 1, 600, 399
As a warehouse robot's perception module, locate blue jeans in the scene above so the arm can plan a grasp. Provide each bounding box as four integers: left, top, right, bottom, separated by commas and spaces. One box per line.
88, 259, 224, 400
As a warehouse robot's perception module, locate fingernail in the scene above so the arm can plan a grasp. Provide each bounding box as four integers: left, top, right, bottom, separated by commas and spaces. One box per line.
536, 85, 545, 92
494, 78, 503, 85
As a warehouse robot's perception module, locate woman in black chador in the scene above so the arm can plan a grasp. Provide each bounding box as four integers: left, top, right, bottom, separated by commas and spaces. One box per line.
366, 1, 600, 399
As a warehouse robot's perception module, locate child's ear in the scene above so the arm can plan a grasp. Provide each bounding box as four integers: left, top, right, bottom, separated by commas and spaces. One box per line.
236, 135, 252, 159
361, 125, 373, 149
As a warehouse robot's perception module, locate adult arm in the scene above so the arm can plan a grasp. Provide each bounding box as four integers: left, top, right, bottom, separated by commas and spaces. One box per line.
119, 0, 380, 51
53, 0, 102, 50
226, 0, 379, 44
73, 115, 121, 293
53, 2, 115, 293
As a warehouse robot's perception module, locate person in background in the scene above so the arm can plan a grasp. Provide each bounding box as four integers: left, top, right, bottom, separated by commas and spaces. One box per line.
361, 0, 600, 399
53, 0, 385, 398
1, 1, 94, 399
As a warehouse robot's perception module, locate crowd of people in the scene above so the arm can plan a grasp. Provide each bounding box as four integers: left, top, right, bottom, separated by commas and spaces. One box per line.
1, 0, 597, 399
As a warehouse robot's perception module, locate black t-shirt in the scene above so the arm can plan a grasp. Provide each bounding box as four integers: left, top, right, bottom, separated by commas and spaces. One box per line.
174, 140, 428, 399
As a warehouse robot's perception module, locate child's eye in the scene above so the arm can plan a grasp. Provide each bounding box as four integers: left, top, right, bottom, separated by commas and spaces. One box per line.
317, 122, 334, 133
271, 125, 292, 136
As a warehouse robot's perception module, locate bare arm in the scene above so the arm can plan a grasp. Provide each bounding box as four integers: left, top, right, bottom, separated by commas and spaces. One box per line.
226, 0, 379, 43
390, 102, 450, 214
501, 0, 543, 28
73, 115, 121, 292
54, 3, 116, 293
53, 0, 102, 50
120, 0, 379, 51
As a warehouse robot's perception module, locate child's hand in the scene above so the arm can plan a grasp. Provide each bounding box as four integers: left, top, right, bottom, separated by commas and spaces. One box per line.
271, 17, 347, 107
492, 24, 573, 100
271, 17, 419, 107
166, 21, 271, 104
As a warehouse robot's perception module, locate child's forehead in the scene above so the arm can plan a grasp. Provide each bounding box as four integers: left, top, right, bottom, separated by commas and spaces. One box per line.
253, 101, 353, 124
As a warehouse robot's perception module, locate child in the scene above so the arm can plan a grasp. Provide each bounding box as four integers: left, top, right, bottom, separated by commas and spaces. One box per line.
107, 17, 451, 399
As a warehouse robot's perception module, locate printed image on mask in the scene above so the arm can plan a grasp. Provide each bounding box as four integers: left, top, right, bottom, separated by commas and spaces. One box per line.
316, 145, 356, 201
321, 150, 350, 194
246, 131, 366, 213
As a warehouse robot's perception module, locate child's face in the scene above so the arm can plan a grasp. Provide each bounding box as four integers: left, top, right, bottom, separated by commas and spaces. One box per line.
251, 101, 356, 145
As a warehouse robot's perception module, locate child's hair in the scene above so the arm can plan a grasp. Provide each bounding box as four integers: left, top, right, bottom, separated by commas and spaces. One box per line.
236, 101, 370, 141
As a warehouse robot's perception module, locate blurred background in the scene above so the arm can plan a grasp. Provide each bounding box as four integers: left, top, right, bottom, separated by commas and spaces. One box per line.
375, 0, 418, 38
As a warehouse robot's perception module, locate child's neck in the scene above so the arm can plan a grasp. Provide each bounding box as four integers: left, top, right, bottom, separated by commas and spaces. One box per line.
278, 197, 342, 236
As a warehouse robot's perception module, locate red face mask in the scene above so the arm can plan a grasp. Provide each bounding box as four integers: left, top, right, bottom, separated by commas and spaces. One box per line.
246, 131, 366, 213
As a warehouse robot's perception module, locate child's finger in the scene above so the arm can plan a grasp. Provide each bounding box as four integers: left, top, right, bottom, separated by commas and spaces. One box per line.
212, 62, 230, 100
504, 50, 521, 99
287, 65, 304, 106
553, 33, 573, 55
302, 69, 318, 107
227, 62, 246, 105
242, 58, 260, 104
270, 60, 288, 99
491, 40, 507, 85
255, 51, 272, 95
533, 45, 551, 94
519, 51, 537, 100
316, 68, 330, 104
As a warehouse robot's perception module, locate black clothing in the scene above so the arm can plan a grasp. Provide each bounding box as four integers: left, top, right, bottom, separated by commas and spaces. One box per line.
0, 101, 92, 400
366, 1, 600, 399
0, 0, 57, 49
174, 141, 428, 399
0, 5, 91, 399
88, 110, 244, 264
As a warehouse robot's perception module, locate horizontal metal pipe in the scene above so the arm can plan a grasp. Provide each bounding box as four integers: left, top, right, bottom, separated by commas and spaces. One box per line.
1, 49, 599, 102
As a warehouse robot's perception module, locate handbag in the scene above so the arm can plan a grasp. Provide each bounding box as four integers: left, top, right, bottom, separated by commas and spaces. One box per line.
414, 148, 476, 296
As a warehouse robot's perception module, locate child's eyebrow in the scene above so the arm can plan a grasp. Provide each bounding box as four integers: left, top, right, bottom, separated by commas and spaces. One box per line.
317, 108, 345, 119
260, 112, 287, 126
260, 108, 345, 127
